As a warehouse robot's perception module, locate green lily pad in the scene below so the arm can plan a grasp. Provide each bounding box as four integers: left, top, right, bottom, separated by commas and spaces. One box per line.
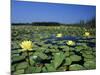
69, 51, 75, 55
75, 46, 84, 52
12, 56, 26, 62
45, 64, 56, 72
11, 64, 16, 72
38, 53, 48, 60
57, 66, 68, 71
42, 67, 47, 72
70, 55, 82, 62
82, 54, 95, 59
37, 47, 46, 52
33, 52, 48, 60
69, 64, 85, 71
12, 50, 21, 54
59, 46, 67, 49
84, 58, 96, 62
65, 58, 72, 65
84, 61, 96, 69
16, 62, 28, 70
11, 54, 20, 58
64, 51, 70, 57
62, 46, 70, 51
34, 66, 42, 73
25, 66, 35, 73
69, 47, 75, 51
13, 69, 24, 75
52, 52, 65, 69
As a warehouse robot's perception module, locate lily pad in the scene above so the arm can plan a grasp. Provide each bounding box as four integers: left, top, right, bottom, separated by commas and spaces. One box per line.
13, 69, 24, 75
70, 55, 82, 62
42, 67, 47, 72
69, 64, 85, 71
16, 62, 28, 70
52, 52, 65, 69
84, 61, 96, 69
12, 56, 26, 62
82, 54, 95, 59
75, 46, 84, 52
45, 64, 56, 72
65, 58, 72, 65
64, 51, 70, 57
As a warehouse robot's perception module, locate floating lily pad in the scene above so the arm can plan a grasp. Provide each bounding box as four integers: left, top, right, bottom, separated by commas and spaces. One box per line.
64, 51, 70, 57
62, 46, 70, 51
39, 53, 48, 60
48, 48, 53, 51
25, 66, 35, 73
34, 66, 42, 73
69, 47, 75, 51
12, 56, 26, 62
37, 47, 46, 52
11, 54, 20, 58
13, 69, 24, 75
16, 62, 28, 70
59, 46, 67, 49
69, 52, 75, 55
57, 66, 68, 71
65, 58, 72, 65
70, 55, 82, 62
69, 64, 85, 71
75, 46, 84, 52
42, 67, 47, 72
45, 64, 56, 72
84, 61, 96, 69
12, 50, 21, 54
82, 54, 95, 59
33, 52, 48, 60
52, 52, 65, 69
84, 58, 96, 62
11, 64, 17, 72
84, 50, 93, 55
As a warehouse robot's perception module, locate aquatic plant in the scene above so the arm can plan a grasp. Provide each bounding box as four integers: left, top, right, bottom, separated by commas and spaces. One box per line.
11, 26, 96, 74
84, 32, 90, 37
66, 40, 75, 46
56, 33, 62, 37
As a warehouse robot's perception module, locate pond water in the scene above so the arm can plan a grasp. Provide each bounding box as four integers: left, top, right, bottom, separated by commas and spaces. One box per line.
44, 35, 96, 47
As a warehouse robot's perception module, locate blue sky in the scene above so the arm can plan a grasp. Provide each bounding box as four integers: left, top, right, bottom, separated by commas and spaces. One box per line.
11, 0, 96, 24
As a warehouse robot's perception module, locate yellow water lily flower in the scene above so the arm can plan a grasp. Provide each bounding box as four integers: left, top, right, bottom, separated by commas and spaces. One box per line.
56, 33, 62, 37
20, 40, 33, 51
66, 40, 75, 46
84, 32, 90, 37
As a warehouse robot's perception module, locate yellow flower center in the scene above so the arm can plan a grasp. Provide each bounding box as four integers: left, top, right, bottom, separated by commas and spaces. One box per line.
20, 40, 33, 51
84, 32, 90, 37
67, 40, 75, 46
56, 33, 62, 37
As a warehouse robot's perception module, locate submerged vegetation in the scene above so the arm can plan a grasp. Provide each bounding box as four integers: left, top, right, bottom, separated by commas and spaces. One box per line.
11, 24, 96, 74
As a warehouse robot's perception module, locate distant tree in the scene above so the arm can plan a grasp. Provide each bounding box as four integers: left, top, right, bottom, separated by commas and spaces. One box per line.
80, 20, 85, 26
12, 23, 31, 25
32, 22, 61, 26
86, 17, 96, 28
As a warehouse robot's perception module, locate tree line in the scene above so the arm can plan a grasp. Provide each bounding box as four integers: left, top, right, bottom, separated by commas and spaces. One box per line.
12, 17, 96, 28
